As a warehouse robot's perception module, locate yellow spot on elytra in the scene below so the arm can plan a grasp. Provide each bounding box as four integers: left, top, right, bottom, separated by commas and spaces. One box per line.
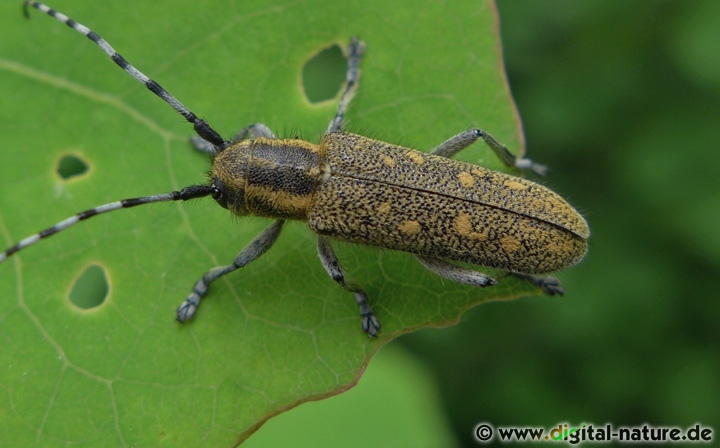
377, 202, 391, 215
406, 151, 425, 165
454, 212, 488, 241
500, 235, 522, 253
545, 239, 566, 255
398, 220, 421, 236
504, 179, 527, 191
382, 156, 396, 167
458, 171, 475, 188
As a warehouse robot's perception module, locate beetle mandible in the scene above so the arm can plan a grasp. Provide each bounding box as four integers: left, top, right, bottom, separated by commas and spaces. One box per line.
1, 1, 589, 337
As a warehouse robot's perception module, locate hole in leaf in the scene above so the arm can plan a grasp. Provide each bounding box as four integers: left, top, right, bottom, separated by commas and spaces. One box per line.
302, 44, 347, 103
57, 154, 88, 179
69, 264, 109, 310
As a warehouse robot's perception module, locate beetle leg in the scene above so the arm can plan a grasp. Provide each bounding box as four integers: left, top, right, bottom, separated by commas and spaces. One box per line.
431, 129, 548, 176
176, 220, 285, 322
327, 37, 365, 134
415, 255, 496, 287
189, 136, 218, 156
317, 236, 380, 337
512, 273, 565, 296
430, 129, 482, 159
190, 123, 277, 157
231, 123, 277, 141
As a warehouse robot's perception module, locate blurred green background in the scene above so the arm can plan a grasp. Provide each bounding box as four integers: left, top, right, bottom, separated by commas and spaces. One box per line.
399, 0, 720, 445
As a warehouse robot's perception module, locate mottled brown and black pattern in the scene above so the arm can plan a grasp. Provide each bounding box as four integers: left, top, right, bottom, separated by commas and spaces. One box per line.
318, 133, 589, 240
213, 133, 589, 274
307, 132, 588, 275
211, 131, 587, 276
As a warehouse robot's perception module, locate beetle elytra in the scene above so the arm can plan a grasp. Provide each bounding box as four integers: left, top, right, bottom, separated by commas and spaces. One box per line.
1, 1, 589, 337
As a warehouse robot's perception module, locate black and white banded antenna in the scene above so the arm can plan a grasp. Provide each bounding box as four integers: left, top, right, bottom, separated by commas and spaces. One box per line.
0, 186, 219, 264
22, 0, 228, 150
2, 2, 226, 264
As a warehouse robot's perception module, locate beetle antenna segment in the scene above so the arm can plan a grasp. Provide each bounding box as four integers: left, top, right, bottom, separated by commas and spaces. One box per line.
327, 37, 365, 134
22, 1, 228, 150
0, 185, 217, 264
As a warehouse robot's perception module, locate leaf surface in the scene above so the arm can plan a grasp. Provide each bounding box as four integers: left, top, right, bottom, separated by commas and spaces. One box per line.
0, 0, 537, 445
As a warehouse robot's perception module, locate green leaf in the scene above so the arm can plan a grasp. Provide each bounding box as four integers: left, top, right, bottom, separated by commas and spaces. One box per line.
0, 0, 538, 445
244, 344, 457, 447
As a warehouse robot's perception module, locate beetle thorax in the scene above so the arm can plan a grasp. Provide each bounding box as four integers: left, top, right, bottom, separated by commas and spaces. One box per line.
211, 138, 324, 220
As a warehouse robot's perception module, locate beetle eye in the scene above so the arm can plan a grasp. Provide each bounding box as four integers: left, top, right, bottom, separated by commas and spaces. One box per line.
212, 178, 228, 208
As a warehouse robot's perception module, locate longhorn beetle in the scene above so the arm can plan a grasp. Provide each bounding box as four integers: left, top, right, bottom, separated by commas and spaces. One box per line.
2, 1, 589, 337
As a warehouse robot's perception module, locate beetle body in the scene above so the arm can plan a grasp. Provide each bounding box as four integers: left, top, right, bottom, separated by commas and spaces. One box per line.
212, 132, 588, 275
